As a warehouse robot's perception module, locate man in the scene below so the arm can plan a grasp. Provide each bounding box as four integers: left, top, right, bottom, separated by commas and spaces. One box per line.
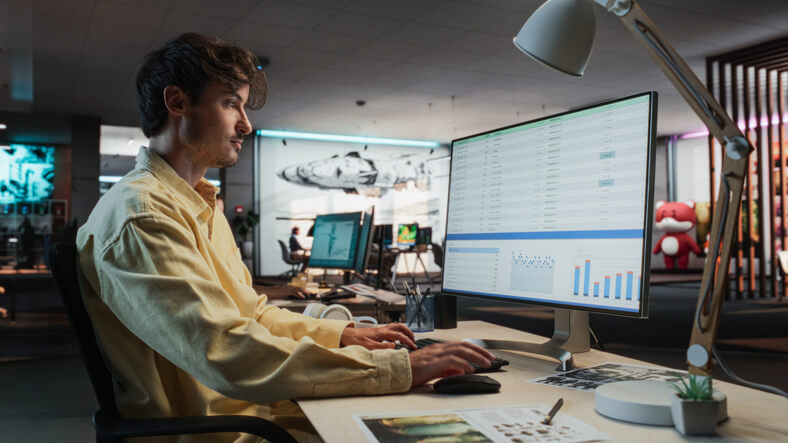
77, 33, 494, 442
289, 226, 308, 259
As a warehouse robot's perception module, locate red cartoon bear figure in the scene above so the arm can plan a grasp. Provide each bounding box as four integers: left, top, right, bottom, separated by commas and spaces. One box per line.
652, 200, 702, 269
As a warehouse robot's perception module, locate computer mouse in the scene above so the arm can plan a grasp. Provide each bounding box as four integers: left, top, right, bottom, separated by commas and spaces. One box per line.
433, 374, 501, 394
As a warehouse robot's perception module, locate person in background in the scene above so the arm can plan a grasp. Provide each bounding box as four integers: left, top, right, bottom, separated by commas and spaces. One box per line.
76, 33, 494, 442
289, 226, 309, 258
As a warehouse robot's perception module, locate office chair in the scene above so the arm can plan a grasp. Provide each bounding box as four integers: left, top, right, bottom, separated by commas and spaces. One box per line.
48, 243, 297, 443
430, 242, 444, 284
278, 240, 302, 278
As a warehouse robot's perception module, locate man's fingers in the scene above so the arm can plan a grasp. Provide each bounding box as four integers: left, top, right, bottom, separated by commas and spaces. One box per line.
424, 342, 494, 368
373, 328, 416, 348
386, 323, 415, 340
365, 339, 396, 350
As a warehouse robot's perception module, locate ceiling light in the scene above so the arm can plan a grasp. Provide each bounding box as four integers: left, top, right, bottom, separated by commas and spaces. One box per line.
257, 129, 440, 148
0, 123, 7, 130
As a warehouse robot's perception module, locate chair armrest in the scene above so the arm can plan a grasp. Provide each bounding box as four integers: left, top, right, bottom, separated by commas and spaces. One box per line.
93, 409, 297, 443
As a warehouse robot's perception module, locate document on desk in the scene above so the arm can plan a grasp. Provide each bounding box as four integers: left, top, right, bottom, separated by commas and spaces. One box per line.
355, 405, 610, 443
528, 362, 686, 392
341, 283, 405, 304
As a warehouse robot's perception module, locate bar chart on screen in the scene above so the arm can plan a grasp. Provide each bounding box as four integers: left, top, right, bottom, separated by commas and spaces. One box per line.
571, 256, 641, 303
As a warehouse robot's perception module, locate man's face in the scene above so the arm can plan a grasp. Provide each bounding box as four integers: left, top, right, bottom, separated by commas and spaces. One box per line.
183, 81, 252, 169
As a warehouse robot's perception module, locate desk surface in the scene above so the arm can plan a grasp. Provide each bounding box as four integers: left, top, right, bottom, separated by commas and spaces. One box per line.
297, 321, 788, 442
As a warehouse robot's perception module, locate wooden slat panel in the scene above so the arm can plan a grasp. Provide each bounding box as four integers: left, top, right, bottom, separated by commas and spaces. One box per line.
732, 63, 745, 298
754, 68, 767, 299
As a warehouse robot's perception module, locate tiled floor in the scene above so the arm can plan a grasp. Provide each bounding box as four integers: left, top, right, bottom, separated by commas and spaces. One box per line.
0, 357, 96, 442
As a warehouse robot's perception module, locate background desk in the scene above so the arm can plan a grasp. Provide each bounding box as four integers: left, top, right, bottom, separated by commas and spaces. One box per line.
297, 320, 788, 442
0, 268, 52, 322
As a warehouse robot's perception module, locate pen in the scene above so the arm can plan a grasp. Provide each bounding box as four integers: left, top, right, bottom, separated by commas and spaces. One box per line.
542, 398, 563, 425
414, 285, 425, 327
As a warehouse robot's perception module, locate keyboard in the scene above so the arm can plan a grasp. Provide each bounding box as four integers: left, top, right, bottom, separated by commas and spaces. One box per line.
320, 289, 355, 301
396, 338, 509, 373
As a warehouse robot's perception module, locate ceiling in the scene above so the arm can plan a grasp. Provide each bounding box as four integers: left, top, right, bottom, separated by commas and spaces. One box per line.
3, 0, 788, 144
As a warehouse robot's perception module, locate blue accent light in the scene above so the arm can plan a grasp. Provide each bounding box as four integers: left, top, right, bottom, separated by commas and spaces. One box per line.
100, 176, 221, 187
256, 129, 440, 148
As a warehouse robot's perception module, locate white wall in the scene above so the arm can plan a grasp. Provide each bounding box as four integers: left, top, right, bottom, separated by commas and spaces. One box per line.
256, 137, 449, 276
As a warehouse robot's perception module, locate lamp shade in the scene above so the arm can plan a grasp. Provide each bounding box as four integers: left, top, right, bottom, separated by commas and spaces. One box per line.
513, 0, 596, 77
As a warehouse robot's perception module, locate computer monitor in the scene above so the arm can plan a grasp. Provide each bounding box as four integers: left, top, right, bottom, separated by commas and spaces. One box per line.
397, 223, 418, 247
308, 212, 362, 270
442, 91, 657, 370
416, 227, 432, 246
373, 224, 393, 248
354, 207, 375, 275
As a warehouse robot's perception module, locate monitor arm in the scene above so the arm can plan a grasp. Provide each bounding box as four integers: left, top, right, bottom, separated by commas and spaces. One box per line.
597, 0, 754, 376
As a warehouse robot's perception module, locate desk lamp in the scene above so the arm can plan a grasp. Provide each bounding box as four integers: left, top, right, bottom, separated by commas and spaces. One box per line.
513, 0, 753, 425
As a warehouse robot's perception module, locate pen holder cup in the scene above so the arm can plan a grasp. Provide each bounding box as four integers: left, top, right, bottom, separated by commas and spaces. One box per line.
406, 294, 434, 332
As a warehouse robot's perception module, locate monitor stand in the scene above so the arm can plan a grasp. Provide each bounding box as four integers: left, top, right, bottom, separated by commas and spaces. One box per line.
318, 269, 329, 288
464, 308, 589, 371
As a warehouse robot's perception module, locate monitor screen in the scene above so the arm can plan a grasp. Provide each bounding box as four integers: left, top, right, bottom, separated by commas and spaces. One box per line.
397, 223, 418, 247
373, 224, 393, 247
354, 208, 375, 274
0, 144, 55, 203
417, 227, 432, 245
308, 212, 362, 270
442, 92, 656, 317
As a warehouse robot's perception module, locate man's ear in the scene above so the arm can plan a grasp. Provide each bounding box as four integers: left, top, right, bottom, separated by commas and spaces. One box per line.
163, 85, 189, 116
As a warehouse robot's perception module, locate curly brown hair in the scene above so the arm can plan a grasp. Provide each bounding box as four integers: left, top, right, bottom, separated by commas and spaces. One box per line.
135, 33, 267, 137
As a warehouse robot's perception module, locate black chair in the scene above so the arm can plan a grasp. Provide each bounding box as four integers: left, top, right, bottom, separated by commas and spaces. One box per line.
430, 242, 444, 269
277, 240, 302, 278
430, 242, 444, 283
48, 243, 296, 443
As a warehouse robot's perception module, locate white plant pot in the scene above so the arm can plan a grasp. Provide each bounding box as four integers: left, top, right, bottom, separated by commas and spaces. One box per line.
670, 392, 727, 436
241, 240, 254, 260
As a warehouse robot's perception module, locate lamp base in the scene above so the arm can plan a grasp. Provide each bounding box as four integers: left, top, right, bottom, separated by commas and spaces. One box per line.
594, 380, 727, 426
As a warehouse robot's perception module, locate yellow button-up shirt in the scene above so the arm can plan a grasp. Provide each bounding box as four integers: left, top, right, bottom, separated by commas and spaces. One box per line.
77, 147, 411, 441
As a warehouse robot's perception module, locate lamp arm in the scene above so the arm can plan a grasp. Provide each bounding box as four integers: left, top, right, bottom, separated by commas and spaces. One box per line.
602, 0, 754, 376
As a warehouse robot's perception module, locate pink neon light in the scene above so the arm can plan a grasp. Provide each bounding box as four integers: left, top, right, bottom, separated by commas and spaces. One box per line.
680, 113, 788, 140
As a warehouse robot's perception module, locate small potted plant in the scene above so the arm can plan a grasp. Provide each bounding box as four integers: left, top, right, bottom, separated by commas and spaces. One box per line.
670, 374, 724, 436
231, 208, 259, 259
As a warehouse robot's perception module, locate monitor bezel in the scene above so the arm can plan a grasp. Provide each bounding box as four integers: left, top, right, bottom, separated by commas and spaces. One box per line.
353, 207, 375, 274
441, 91, 657, 319
307, 211, 363, 270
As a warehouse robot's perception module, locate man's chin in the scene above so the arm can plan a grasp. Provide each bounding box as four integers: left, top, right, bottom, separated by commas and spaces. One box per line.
215, 153, 239, 168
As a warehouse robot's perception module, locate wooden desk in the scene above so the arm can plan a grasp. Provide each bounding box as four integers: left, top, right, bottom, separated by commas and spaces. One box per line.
0, 268, 52, 322
297, 321, 788, 442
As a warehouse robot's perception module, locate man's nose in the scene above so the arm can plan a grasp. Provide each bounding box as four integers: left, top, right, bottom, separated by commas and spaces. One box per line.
237, 109, 252, 135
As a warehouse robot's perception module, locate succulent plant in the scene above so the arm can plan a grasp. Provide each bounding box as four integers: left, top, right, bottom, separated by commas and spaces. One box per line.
673, 374, 713, 401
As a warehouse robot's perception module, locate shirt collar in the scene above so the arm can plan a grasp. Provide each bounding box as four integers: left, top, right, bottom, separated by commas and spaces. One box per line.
135, 147, 219, 223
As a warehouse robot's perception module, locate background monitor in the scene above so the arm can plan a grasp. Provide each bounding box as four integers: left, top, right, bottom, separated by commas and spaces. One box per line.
441, 92, 656, 365
397, 223, 418, 247
0, 144, 55, 203
373, 224, 393, 248
354, 207, 375, 274
416, 227, 432, 246
308, 212, 362, 270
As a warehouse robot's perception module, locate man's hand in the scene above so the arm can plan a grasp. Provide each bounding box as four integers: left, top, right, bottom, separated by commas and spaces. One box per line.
409, 341, 496, 387
340, 323, 416, 350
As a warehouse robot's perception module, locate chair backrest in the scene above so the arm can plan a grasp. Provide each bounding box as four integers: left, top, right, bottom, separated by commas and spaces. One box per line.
278, 240, 300, 265
277, 240, 289, 259
431, 242, 444, 268
49, 243, 118, 414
